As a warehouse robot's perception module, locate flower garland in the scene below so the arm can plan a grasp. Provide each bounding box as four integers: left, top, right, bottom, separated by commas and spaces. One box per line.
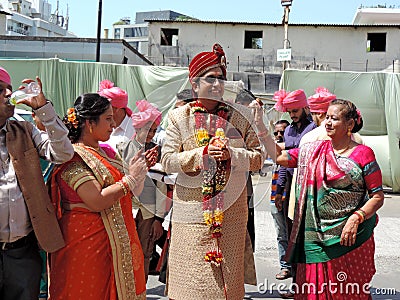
67, 107, 79, 129
191, 101, 230, 266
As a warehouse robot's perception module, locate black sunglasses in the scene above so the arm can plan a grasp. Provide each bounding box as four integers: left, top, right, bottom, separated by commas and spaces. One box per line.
273, 130, 285, 136
201, 75, 226, 84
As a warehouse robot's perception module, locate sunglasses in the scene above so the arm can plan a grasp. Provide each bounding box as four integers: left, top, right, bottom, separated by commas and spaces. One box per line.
201, 75, 226, 85
273, 130, 285, 136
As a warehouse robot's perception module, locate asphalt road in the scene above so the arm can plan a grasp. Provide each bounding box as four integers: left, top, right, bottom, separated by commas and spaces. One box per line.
147, 174, 400, 300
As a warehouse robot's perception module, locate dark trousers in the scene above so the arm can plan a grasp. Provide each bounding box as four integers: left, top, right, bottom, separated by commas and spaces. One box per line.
247, 195, 255, 251
0, 239, 42, 300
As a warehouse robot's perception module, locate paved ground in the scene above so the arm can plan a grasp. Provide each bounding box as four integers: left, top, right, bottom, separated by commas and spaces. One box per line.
147, 174, 400, 299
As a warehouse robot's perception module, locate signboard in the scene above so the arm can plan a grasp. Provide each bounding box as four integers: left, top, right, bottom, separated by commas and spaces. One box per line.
277, 48, 292, 61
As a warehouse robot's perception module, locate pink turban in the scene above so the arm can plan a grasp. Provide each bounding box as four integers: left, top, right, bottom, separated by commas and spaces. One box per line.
189, 43, 227, 83
131, 100, 162, 129
307, 87, 336, 113
273, 89, 308, 112
98, 79, 132, 116
0, 67, 11, 88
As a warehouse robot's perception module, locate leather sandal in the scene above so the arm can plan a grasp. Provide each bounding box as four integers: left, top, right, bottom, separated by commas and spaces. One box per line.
275, 269, 292, 280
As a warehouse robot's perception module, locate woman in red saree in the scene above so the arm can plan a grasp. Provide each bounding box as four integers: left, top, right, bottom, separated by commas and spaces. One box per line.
49, 93, 150, 299
254, 99, 384, 299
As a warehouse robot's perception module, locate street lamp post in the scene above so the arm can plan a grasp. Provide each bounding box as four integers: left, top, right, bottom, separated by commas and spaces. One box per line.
96, 0, 103, 62
281, 0, 293, 70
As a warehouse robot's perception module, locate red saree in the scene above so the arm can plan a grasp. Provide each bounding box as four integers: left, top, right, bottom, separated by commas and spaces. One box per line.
49, 145, 146, 300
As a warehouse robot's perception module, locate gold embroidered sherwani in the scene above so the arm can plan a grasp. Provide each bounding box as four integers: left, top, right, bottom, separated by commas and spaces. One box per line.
161, 102, 262, 300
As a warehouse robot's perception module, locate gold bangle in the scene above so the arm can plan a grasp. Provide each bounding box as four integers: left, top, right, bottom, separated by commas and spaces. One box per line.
116, 181, 128, 196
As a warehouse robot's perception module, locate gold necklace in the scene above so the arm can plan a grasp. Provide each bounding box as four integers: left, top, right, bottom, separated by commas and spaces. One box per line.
333, 143, 350, 155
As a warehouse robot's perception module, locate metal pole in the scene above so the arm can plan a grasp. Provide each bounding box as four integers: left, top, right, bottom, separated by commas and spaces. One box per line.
96, 0, 102, 62
283, 5, 290, 70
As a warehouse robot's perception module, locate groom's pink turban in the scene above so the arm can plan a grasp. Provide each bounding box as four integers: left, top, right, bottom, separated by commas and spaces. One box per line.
307, 87, 336, 113
273, 89, 308, 112
98, 79, 132, 116
131, 100, 162, 129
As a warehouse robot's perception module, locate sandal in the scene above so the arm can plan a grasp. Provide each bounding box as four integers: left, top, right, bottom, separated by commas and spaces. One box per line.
276, 269, 292, 280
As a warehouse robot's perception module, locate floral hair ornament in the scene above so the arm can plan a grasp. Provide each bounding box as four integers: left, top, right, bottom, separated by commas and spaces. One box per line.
67, 107, 79, 129
356, 108, 362, 125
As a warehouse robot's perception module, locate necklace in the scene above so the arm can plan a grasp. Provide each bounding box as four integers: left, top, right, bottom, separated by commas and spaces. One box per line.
191, 101, 230, 266
333, 143, 351, 155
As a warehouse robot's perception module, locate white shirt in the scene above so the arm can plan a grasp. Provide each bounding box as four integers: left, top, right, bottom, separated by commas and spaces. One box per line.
107, 114, 135, 151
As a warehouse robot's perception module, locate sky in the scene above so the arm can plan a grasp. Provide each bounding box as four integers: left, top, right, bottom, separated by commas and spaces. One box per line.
47, 0, 400, 38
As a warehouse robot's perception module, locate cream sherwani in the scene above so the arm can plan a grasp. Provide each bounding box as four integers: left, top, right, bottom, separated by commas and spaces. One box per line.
161, 102, 262, 300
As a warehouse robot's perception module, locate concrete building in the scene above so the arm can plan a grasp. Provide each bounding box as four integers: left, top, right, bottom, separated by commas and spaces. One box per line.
146, 19, 400, 74
0, 0, 75, 37
112, 10, 193, 56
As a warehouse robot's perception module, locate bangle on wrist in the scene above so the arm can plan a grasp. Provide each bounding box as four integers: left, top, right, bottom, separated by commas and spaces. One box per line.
123, 175, 137, 192
116, 181, 128, 196
353, 209, 366, 223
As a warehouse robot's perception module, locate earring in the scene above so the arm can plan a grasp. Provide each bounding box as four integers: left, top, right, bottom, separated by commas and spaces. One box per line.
89, 126, 93, 134
347, 128, 351, 137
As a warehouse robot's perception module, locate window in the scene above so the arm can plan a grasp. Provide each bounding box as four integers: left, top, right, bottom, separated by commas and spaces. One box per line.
367, 33, 386, 52
114, 28, 120, 39
244, 31, 263, 49
124, 27, 148, 38
160, 28, 179, 46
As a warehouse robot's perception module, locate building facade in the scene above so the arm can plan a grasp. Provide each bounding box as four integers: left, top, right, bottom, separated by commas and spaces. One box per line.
0, 0, 74, 37
146, 19, 400, 74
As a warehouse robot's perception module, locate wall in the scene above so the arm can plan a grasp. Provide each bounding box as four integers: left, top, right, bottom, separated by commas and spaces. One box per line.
147, 21, 400, 73
0, 36, 152, 65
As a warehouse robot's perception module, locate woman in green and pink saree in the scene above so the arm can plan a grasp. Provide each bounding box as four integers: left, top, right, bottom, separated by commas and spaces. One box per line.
253, 98, 384, 299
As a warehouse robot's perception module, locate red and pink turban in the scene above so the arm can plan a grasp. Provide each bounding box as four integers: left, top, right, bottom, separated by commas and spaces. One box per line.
131, 100, 162, 129
189, 43, 227, 83
273, 89, 308, 112
307, 87, 336, 113
98, 79, 132, 116
0, 67, 11, 88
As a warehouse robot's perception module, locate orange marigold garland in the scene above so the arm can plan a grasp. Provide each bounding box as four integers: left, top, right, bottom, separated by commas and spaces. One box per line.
191, 101, 230, 266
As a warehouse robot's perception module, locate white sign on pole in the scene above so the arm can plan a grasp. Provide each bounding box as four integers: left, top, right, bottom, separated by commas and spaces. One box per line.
277, 48, 292, 61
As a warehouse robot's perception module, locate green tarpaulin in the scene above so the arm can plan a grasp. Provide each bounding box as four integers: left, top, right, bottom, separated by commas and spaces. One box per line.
0, 58, 190, 129
280, 69, 400, 192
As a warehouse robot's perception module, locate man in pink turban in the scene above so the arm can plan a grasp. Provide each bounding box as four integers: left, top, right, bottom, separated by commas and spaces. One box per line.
98, 79, 134, 151
273, 88, 316, 298
117, 99, 168, 282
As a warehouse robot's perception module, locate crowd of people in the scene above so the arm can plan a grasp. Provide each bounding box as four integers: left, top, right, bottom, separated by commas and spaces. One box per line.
0, 41, 384, 300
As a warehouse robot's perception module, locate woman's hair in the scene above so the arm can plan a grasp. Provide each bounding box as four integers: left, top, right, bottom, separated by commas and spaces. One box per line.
329, 99, 363, 133
63, 93, 111, 143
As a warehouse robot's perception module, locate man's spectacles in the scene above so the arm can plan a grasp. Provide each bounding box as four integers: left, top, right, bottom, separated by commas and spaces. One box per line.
201, 75, 226, 85
273, 130, 285, 136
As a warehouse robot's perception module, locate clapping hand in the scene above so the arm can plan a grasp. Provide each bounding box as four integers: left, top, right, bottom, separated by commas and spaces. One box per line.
128, 149, 147, 181
208, 137, 230, 161
145, 145, 159, 168
249, 99, 267, 132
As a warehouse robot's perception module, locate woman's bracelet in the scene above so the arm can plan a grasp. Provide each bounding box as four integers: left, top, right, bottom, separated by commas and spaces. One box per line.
353, 209, 366, 223
116, 181, 128, 196
122, 175, 137, 192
